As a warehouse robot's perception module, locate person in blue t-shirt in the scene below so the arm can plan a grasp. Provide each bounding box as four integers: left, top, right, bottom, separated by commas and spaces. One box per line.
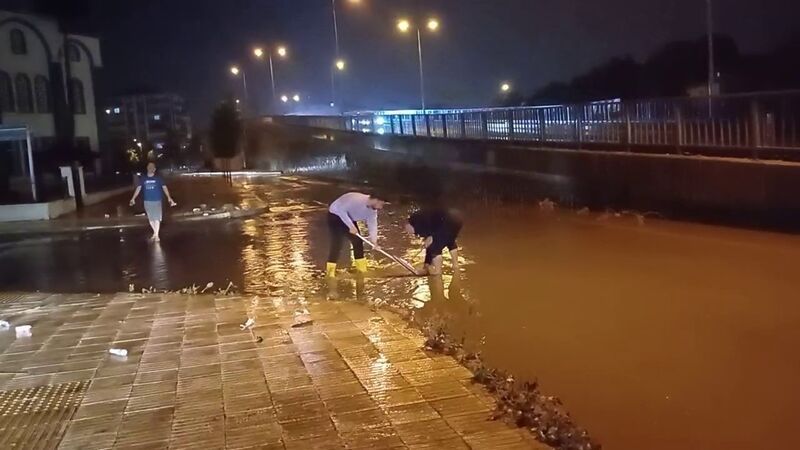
129, 162, 177, 242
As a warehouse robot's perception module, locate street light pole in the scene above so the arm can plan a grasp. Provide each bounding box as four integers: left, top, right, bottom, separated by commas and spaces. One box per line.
268, 53, 276, 108
706, 0, 714, 97
331, 0, 340, 109
416, 27, 426, 112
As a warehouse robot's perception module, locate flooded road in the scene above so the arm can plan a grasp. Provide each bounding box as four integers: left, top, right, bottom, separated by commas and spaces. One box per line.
1, 175, 799, 450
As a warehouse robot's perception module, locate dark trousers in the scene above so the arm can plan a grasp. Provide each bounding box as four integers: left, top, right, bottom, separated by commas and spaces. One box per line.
327, 213, 364, 263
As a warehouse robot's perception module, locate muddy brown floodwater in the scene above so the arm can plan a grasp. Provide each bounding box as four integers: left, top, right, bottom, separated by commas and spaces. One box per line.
1, 175, 799, 450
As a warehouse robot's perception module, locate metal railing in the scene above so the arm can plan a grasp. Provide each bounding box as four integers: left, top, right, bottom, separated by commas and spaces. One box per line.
272, 91, 800, 155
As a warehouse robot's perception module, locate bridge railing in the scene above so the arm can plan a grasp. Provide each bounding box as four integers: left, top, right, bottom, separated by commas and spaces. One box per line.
273, 91, 800, 155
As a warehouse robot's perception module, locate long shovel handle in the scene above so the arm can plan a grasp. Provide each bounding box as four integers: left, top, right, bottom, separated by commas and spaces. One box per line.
354, 234, 419, 275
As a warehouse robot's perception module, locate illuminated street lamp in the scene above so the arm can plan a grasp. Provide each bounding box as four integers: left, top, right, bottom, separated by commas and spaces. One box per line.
253, 45, 288, 111
397, 17, 440, 111
229, 65, 248, 108
292, 94, 301, 103
280, 95, 289, 103
330, 0, 361, 109
501, 82, 511, 93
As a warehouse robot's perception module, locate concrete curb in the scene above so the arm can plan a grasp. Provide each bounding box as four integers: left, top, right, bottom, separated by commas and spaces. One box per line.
0, 206, 269, 238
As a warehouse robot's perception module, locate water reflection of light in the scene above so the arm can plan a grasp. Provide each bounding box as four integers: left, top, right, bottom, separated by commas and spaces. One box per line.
150, 242, 168, 290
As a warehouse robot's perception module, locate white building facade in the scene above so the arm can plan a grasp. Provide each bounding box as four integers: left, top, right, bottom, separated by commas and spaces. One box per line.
0, 9, 103, 178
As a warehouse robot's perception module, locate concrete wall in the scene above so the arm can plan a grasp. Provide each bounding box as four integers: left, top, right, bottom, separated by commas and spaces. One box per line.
248, 122, 800, 228
0, 185, 130, 222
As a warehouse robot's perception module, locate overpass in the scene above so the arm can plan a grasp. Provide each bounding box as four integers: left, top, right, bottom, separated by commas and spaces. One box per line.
249, 90, 800, 228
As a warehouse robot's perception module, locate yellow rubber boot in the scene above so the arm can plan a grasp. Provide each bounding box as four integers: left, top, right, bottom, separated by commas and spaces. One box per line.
354, 258, 367, 273
326, 262, 337, 278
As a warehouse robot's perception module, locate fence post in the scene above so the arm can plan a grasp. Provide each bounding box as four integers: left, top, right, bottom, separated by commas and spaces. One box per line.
425, 114, 431, 137
625, 106, 633, 152
390, 116, 396, 135
674, 105, 683, 153
441, 114, 448, 138
750, 99, 762, 159
575, 105, 583, 149
507, 110, 515, 141
460, 113, 467, 137
398, 116, 404, 135
537, 109, 546, 145
411, 115, 418, 136
480, 112, 489, 139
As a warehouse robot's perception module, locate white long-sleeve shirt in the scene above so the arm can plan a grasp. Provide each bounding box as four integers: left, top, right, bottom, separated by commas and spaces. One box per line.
329, 192, 379, 243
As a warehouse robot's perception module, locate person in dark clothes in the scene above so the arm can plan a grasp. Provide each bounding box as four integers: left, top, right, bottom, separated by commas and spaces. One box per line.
129, 162, 177, 242
405, 207, 463, 275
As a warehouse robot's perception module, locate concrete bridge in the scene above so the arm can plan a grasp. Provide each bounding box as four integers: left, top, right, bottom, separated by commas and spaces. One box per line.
247, 90, 800, 229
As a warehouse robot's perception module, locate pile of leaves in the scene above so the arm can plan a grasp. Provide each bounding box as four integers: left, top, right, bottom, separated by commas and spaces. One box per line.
421, 319, 601, 450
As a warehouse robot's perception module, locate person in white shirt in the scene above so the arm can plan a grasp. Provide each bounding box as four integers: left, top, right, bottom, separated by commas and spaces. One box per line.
326, 192, 386, 277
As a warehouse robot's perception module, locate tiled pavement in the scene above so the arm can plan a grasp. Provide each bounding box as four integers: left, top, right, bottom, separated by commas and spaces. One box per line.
0, 292, 549, 449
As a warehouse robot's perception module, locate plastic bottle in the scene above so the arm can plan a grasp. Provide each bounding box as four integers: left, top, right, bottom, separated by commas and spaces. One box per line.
109, 348, 128, 357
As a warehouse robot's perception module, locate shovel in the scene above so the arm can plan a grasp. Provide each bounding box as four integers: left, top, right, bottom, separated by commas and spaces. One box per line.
354, 234, 419, 275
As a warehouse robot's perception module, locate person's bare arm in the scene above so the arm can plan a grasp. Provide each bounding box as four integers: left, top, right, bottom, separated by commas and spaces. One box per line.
129, 186, 141, 206
162, 186, 177, 206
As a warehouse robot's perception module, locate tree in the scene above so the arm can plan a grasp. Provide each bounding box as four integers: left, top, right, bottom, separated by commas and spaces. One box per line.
209, 100, 242, 178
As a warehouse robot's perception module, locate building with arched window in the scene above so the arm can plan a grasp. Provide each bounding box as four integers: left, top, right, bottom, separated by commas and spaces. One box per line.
0, 8, 103, 192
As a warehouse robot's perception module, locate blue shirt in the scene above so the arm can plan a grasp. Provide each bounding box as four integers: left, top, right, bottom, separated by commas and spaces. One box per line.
141, 175, 164, 202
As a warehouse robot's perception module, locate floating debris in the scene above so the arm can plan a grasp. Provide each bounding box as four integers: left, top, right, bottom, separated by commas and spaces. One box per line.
538, 198, 556, 211
255, 336, 263, 343
291, 320, 314, 328
128, 284, 134, 293
200, 282, 214, 293
0, 320, 10, 329
420, 319, 600, 450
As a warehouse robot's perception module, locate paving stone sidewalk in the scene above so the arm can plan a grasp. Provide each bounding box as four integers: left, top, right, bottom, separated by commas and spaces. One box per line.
0, 292, 548, 449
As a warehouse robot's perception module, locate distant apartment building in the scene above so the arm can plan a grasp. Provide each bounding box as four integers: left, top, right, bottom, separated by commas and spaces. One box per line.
0, 9, 103, 173
104, 93, 192, 153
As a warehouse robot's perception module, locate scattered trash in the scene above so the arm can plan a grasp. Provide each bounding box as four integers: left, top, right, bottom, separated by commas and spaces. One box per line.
0, 320, 10, 329
255, 336, 263, 343
291, 320, 314, 328
240, 318, 255, 330
421, 318, 599, 450
128, 284, 134, 293
202, 213, 209, 216
538, 198, 556, 211
104, 214, 110, 219
192, 207, 201, 213
15, 325, 32, 338
109, 348, 128, 357
200, 282, 214, 293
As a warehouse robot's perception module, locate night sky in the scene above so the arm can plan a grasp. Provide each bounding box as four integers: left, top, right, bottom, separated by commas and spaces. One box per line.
3, 0, 798, 126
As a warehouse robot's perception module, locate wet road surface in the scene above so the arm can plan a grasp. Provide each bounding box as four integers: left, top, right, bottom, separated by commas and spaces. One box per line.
1, 175, 799, 450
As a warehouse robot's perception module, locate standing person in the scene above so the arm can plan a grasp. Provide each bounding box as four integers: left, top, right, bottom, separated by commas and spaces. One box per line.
326, 192, 386, 277
129, 162, 177, 242
405, 207, 463, 275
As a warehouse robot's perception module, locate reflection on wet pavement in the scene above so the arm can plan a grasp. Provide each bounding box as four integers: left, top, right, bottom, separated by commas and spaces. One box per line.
2, 175, 800, 450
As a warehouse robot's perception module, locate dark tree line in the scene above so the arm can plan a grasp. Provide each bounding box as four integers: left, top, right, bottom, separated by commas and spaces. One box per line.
498, 33, 800, 106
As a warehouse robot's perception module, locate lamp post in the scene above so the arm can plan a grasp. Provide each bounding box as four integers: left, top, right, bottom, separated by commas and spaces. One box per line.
330, 0, 360, 110
229, 65, 248, 110
397, 17, 439, 112
706, 0, 714, 98
253, 46, 288, 113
